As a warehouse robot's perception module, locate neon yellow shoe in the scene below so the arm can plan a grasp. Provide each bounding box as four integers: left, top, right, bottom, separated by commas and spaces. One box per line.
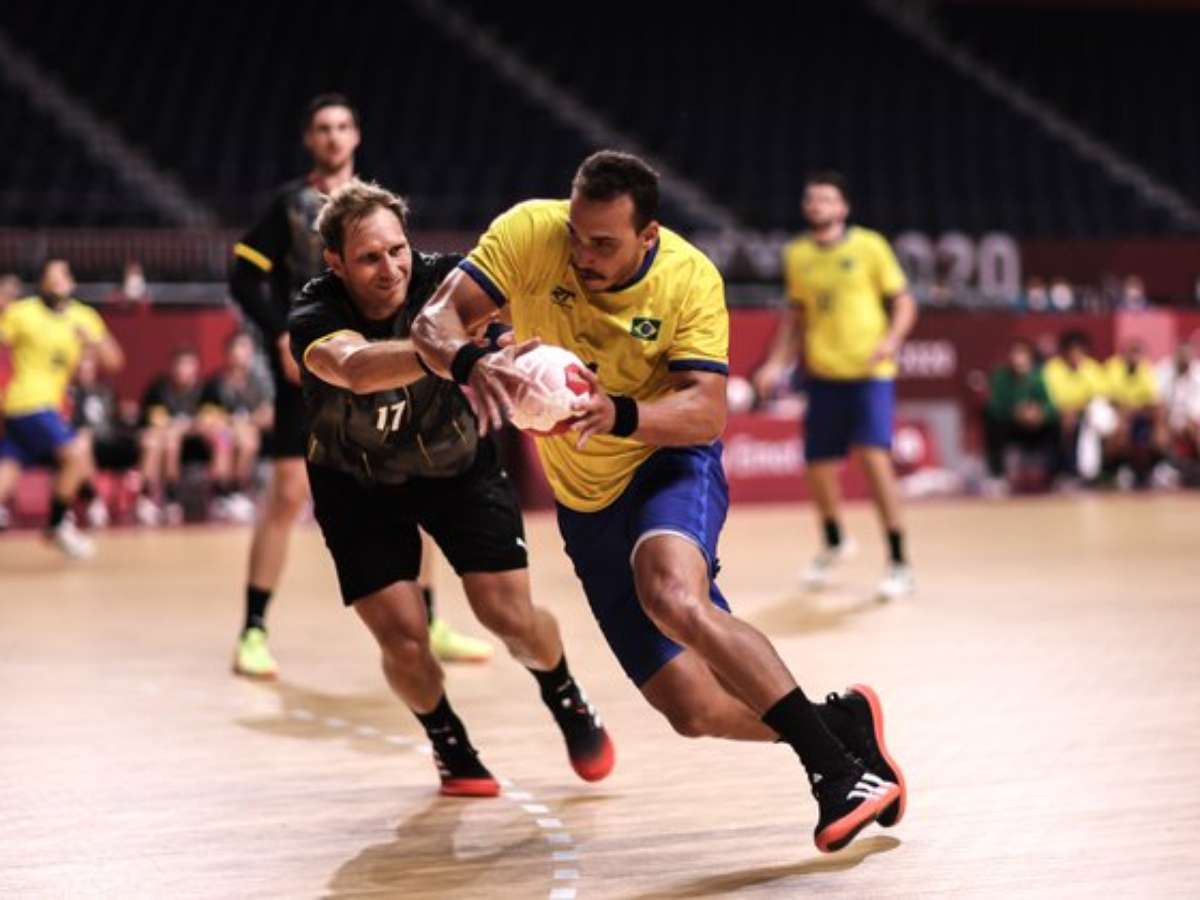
233, 627, 279, 679
429, 617, 493, 664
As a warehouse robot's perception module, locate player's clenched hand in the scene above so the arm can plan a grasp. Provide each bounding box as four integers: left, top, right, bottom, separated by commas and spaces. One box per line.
868, 335, 901, 367
466, 337, 542, 436
277, 334, 302, 385
568, 365, 614, 449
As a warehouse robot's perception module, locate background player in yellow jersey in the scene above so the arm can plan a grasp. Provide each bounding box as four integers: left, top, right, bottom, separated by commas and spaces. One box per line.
414, 151, 907, 854
754, 173, 918, 601
0, 260, 123, 557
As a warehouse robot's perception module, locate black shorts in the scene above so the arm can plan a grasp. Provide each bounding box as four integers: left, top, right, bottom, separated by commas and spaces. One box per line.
93, 434, 140, 471
266, 376, 307, 459
308, 439, 528, 605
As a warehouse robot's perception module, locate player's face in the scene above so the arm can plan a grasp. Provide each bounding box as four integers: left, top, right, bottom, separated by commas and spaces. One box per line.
802, 184, 849, 230
39, 260, 75, 301
567, 192, 658, 292
326, 207, 412, 313
304, 106, 360, 172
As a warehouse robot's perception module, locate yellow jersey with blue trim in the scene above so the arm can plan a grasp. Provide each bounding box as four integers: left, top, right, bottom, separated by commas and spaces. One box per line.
462, 199, 729, 512
0, 296, 109, 416
782, 226, 907, 380
1104, 356, 1159, 409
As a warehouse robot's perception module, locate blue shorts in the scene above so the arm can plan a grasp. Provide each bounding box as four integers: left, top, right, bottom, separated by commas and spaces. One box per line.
804, 378, 895, 462
0, 410, 75, 465
556, 442, 731, 687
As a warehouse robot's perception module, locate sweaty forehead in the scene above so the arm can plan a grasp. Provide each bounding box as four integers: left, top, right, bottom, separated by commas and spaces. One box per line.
345, 208, 408, 255
568, 192, 637, 238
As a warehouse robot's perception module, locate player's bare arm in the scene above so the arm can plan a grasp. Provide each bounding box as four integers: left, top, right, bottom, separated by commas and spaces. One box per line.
869, 290, 918, 366
570, 367, 727, 450
753, 306, 805, 398
414, 269, 541, 434
303, 331, 426, 394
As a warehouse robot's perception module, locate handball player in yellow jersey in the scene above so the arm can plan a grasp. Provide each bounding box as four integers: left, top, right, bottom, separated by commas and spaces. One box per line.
0, 260, 123, 557
755, 173, 917, 601
414, 152, 907, 853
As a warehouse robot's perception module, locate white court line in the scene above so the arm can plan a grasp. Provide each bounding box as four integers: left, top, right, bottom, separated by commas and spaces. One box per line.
385, 734, 412, 745
507, 790, 534, 801
523, 803, 550, 814
545, 833, 573, 845
552, 850, 579, 862
549, 889, 577, 900
355, 725, 379, 737
290, 709, 315, 721
537, 818, 563, 830
553, 869, 579, 880
323, 717, 347, 728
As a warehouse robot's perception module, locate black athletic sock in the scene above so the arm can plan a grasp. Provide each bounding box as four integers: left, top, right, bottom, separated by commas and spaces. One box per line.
244, 585, 271, 633
528, 654, 573, 705
77, 480, 97, 503
414, 694, 471, 747
763, 687, 852, 779
422, 586, 436, 623
165, 480, 179, 503
48, 497, 69, 529
823, 518, 842, 549
887, 529, 905, 565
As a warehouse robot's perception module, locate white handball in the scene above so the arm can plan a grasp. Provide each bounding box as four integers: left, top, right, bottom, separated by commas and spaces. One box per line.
509, 344, 593, 435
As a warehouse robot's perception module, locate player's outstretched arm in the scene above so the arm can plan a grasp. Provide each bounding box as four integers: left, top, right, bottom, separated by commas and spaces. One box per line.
302, 331, 426, 395
413, 270, 541, 435
570, 367, 727, 450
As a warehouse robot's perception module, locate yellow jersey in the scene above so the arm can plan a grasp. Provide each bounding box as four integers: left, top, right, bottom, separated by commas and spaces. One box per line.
782, 226, 907, 380
463, 199, 728, 512
1104, 356, 1159, 409
1042, 355, 1107, 413
0, 296, 108, 416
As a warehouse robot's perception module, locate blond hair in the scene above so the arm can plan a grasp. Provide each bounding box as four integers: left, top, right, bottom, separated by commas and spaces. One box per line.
315, 178, 410, 256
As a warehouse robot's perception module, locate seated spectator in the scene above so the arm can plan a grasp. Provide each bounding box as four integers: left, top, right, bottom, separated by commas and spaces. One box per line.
1049, 277, 1076, 312
1042, 330, 1107, 479
139, 346, 206, 523
106, 260, 154, 312
982, 338, 1059, 495
1103, 340, 1164, 486
196, 331, 272, 522
1157, 341, 1200, 470
69, 351, 153, 526
1119, 275, 1149, 311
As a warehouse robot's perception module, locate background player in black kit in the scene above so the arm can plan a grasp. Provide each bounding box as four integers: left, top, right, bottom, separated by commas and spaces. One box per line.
228, 93, 487, 677
286, 178, 614, 794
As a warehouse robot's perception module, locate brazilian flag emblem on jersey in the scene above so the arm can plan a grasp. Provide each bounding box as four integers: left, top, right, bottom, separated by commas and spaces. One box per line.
630, 317, 661, 341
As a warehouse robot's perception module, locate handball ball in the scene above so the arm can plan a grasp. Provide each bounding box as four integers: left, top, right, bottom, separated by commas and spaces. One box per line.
726, 375, 755, 414
509, 345, 593, 435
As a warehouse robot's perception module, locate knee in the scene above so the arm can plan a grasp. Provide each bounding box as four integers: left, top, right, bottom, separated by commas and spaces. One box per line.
472, 592, 532, 640
640, 576, 707, 646
659, 698, 718, 739
372, 614, 430, 669
270, 474, 308, 519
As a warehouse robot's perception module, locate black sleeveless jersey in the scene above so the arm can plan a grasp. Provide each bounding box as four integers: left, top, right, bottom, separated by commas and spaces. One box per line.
287, 252, 478, 485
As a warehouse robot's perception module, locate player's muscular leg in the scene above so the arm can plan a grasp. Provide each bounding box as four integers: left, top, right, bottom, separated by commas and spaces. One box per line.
461, 569, 561, 669
854, 446, 902, 531
54, 434, 93, 500
634, 534, 799, 716
354, 580, 444, 713
806, 461, 842, 521
640, 650, 776, 741
247, 459, 309, 590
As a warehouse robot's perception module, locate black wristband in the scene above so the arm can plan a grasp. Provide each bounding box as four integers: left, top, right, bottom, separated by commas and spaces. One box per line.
610, 395, 639, 438
450, 343, 488, 385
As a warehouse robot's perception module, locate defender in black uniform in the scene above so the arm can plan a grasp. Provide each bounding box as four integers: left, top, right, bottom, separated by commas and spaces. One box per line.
288, 178, 615, 794
228, 93, 487, 677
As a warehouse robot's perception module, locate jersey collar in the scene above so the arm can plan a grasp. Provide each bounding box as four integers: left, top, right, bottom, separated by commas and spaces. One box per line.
603, 239, 660, 293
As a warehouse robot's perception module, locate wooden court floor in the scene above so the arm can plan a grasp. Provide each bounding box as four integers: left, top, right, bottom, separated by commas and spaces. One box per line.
2, 493, 1198, 898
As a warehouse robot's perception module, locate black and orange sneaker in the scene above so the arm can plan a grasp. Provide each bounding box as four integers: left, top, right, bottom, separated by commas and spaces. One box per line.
549, 681, 615, 783
811, 762, 899, 853
819, 684, 907, 827
429, 733, 501, 798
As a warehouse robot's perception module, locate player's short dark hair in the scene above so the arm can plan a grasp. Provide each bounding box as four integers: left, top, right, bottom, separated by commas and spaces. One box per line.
1059, 329, 1091, 353
305, 93, 360, 130
316, 178, 410, 256
805, 171, 850, 204
572, 150, 660, 232
38, 257, 70, 278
